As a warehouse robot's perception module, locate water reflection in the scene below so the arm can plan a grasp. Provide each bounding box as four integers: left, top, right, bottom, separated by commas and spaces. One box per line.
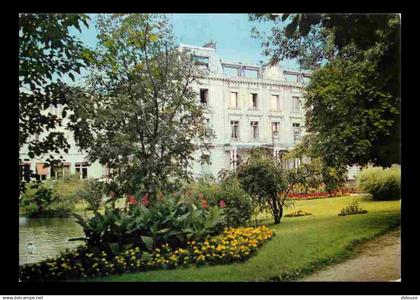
19, 217, 85, 265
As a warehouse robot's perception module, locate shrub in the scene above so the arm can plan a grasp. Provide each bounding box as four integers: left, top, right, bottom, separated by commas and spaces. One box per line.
357, 165, 401, 200
72, 192, 225, 254
215, 178, 253, 227
19, 225, 274, 281
185, 179, 253, 227
76, 180, 104, 213
338, 200, 368, 216
20, 175, 87, 217
19, 182, 58, 217
284, 209, 312, 217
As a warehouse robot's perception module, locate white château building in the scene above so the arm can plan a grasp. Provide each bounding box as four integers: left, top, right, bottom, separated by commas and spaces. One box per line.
184, 42, 310, 178
19, 42, 359, 181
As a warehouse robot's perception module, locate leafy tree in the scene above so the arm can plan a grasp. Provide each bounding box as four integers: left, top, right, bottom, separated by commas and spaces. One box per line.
250, 14, 400, 167
287, 136, 349, 194
19, 14, 93, 187
236, 148, 316, 224
72, 14, 213, 201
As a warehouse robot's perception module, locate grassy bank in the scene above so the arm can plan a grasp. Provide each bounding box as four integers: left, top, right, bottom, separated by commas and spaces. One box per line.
84, 195, 400, 282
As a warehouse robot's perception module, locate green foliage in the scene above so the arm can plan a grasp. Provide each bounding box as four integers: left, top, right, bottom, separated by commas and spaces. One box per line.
71, 14, 214, 200
52, 174, 87, 204
236, 149, 289, 224
338, 199, 368, 216
19, 226, 273, 281
19, 14, 93, 193
284, 209, 312, 218
217, 178, 253, 227
356, 165, 400, 200
20, 176, 87, 217
251, 14, 400, 167
20, 182, 57, 217
76, 180, 104, 213
72, 192, 225, 254
186, 178, 254, 227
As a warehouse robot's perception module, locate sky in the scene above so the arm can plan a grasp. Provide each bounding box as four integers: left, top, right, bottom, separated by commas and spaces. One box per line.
69, 14, 300, 83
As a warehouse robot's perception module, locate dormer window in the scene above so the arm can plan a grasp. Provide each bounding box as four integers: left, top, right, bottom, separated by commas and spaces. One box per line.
193, 55, 209, 69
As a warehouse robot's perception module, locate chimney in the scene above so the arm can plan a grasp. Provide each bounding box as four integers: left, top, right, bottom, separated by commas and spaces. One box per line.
203, 41, 216, 50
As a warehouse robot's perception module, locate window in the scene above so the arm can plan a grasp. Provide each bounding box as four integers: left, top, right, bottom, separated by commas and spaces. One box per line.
230, 92, 238, 109
249, 93, 258, 109
36, 162, 48, 180
272, 122, 280, 136
293, 123, 301, 142
50, 162, 70, 179
250, 121, 259, 140
271, 95, 281, 111
200, 89, 209, 106
231, 121, 239, 140
20, 161, 31, 181
76, 162, 89, 179
193, 55, 209, 68
292, 96, 300, 112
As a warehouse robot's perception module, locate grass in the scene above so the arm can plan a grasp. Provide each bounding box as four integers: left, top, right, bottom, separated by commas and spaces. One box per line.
84, 195, 400, 282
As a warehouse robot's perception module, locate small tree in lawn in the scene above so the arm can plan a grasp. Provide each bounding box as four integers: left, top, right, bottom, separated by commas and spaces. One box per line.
71, 14, 214, 202
236, 148, 315, 224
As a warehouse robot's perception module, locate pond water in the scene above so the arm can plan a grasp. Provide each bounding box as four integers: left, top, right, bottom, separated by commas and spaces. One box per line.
19, 217, 85, 266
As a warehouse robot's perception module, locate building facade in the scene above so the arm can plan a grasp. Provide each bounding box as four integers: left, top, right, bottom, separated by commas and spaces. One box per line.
184, 43, 310, 178
21, 43, 361, 182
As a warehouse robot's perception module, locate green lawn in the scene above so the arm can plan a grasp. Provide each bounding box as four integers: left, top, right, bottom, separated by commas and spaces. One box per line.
85, 195, 400, 282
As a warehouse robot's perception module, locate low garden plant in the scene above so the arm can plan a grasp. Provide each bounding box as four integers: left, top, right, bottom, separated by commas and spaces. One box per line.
284, 209, 312, 218
186, 177, 253, 227
71, 191, 226, 255
19, 225, 274, 281
338, 200, 368, 216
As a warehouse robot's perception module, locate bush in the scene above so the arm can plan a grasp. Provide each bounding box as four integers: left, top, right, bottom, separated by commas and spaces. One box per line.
357, 165, 401, 200
19, 226, 274, 281
186, 178, 253, 227
76, 180, 104, 213
72, 192, 225, 254
284, 209, 312, 217
338, 200, 368, 216
19, 176, 87, 217
19, 182, 58, 217
216, 178, 253, 227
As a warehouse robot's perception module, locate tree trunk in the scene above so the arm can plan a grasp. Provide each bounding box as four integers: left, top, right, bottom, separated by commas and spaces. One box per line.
272, 199, 281, 224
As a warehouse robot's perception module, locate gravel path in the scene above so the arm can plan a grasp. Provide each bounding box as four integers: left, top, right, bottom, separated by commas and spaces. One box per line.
301, 228, 401, 282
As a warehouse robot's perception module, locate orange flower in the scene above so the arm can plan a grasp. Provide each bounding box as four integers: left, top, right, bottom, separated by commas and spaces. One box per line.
127, 195, 137, 205
141, 193, 149, 206
201, 199, 208, 209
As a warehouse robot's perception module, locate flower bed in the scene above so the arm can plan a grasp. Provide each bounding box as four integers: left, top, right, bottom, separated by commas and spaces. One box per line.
19, 225, 274, 282
287, 190, 350, 200
284, 209, 312, 218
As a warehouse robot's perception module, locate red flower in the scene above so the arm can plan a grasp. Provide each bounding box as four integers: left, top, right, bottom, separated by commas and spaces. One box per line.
219, 200, 226, 208
141, 193, 150, 207
109, 191, 116, 198
127, 195, 137, 205
201, 199, 208, 209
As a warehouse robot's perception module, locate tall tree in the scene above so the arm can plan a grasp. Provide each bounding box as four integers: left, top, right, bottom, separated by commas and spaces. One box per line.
72, 14, 213, 200
19, 14, 92, 182
251, 14, 400, 167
